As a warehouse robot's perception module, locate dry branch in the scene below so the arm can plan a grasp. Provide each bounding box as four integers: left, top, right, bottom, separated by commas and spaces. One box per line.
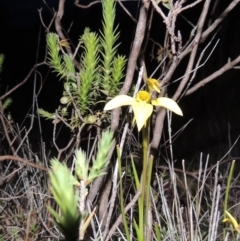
186, 55, 240, 95
55, 0, 81, 70
0, 155, 48, 171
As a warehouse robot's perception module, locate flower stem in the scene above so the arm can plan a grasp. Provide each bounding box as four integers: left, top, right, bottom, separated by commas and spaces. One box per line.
223, 160, 235, 238
117, 145, 130, 241
139, 121, 150, 239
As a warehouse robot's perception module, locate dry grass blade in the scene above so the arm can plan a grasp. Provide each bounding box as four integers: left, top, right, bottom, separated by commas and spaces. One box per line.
151, 155, 222, 241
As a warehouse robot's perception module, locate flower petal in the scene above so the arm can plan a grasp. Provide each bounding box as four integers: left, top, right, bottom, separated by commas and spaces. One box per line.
152, 97, 183, 116
147, 78, 161, 93
225, 211, 240, 231
132, 100, 153, 131
104, 95, 134, 111
222, 218, 231, 223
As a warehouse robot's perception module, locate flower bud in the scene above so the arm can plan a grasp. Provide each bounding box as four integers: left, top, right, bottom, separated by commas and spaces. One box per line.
60, 96, 69, 104
85, 115, 97, 124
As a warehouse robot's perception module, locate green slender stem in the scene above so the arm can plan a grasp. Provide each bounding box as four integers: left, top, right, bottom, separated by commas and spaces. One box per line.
223, 160, 235, 239
145, 155, 154, 222
140, 121, 149, 239
117, 145, 130, 241
131, 156, 143, 241
154, 222, 162, 241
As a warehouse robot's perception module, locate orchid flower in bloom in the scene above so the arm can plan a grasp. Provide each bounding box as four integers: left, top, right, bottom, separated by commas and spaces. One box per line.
104, 90, 182, 131
223, 211, 240, 234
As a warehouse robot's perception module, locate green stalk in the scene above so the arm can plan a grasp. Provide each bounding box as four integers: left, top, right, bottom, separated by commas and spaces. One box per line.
137, 120, 150, 240
154, 222, 162, 241
223, 160, 235, 238
145, 155, 154, 218
131, 156, 143, 241
117, 146, 130, 241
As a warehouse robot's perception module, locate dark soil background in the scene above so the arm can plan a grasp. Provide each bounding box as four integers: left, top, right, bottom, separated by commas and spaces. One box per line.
0, 0, 240, 165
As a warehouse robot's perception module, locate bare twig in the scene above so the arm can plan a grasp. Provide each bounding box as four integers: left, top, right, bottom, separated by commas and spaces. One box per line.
57, 137, 75, 160
0, 193, 25, 201
0, 63, 45, 101
74, 0, 101, 8
0, 155, 48, 171
186, 55, 240, 95
150, 0, 167, 22
201, 0, 240, 43
179, 37, 220, 98
117, 0, 137, 23
55, 0, 81, 70
173, 0, 203, 15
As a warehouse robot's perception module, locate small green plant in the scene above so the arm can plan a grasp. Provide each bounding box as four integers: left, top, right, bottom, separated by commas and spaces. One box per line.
39, 0, 126, 130
9, 227, 20, 240
30, 223, 39, 235
100, 0, 126, 96
48, 129, 114, 241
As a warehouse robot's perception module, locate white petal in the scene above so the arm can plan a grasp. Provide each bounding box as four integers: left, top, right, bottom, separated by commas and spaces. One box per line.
104, 95, 134, 111
132, 101, 153, 131
152, 97, 183, 116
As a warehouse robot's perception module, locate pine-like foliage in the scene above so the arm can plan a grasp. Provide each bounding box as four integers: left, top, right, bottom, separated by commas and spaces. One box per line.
41, 0, 126, 130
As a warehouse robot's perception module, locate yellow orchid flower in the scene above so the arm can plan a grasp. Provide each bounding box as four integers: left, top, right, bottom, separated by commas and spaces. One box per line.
147, 78, 161, 93
223, 211, 240, 234
104, 90, 182, 131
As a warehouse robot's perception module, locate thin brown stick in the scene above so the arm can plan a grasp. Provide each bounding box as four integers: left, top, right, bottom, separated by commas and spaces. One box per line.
0, 63, 45, 101
173, 0, 203, 15
57, 137, 75, 161
150, 0, 167, 22
186, 55, 240, 95
0, 155, 48, 171
55, 0, 81, 70
201, 0, 240, 43
0, 166, 23, 186
0, 194, 25, 201
74, 0, 101, 8
116, 0, 137, 23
